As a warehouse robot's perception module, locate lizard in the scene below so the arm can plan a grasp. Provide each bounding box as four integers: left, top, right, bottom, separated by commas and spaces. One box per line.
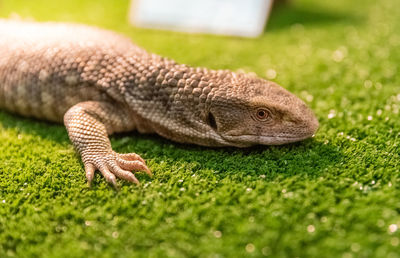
0, 19, 319, 187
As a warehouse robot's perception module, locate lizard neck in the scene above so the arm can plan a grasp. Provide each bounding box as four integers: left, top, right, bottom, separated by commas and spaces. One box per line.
121, 54, 235, 145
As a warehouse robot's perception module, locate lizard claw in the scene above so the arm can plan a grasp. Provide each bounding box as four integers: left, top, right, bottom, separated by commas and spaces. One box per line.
83, 152, 150, 187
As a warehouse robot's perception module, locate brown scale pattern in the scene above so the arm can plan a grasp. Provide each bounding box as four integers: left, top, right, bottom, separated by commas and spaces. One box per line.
0, 19, 319, 186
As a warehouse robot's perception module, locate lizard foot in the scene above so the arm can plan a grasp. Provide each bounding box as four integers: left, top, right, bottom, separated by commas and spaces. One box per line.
84, 152, 151, 188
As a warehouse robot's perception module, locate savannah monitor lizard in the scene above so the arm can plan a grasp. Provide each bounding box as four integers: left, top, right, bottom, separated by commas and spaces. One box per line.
0, 19, 319, 187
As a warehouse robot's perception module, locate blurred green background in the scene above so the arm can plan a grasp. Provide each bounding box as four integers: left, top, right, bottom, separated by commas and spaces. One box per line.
0, 0, 399, 257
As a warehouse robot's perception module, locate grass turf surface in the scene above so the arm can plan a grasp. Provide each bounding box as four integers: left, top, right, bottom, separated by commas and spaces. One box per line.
0, 0, 400, 257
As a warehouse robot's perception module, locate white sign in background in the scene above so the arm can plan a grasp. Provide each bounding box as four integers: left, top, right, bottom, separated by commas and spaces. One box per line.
129, 0, 274, 37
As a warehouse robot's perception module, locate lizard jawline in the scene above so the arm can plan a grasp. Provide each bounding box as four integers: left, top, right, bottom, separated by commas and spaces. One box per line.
221, 134, 314, 146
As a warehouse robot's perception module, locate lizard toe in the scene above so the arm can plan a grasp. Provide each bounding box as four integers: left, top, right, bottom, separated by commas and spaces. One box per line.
109, 162, 140, 185
97, 164, 118, 189
84, 163, 96, 187
118, 153, 146, 164
116, 154, 152, 177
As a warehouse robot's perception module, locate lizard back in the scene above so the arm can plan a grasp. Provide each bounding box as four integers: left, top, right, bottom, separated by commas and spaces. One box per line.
0, 19, 149, 122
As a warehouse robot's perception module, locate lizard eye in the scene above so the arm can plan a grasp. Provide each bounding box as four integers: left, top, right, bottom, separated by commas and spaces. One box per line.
255, 108, 270, 121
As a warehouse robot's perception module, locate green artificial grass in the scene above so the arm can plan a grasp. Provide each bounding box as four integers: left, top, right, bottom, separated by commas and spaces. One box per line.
1, 0, 400, 257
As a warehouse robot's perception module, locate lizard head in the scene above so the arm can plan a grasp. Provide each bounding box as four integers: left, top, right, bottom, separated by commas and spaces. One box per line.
125, 66, 318, 148
201, 73, 319, 147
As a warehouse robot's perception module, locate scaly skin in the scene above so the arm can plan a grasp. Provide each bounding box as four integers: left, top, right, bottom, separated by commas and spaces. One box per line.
0, 19, 319, 187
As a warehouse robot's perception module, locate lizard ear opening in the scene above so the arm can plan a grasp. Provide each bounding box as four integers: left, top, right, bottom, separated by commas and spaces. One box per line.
206, 111, 218, 131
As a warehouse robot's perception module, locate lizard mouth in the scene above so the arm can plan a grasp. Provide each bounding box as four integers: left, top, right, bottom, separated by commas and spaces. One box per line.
220, 116, 319, 146
221, 133, 315, 146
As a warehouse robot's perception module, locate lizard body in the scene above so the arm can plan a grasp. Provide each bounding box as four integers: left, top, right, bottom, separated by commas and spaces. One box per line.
0, 19, 318, 186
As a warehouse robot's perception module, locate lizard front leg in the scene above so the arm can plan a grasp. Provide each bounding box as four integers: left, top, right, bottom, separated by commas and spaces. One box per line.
64, 101, 151, 187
